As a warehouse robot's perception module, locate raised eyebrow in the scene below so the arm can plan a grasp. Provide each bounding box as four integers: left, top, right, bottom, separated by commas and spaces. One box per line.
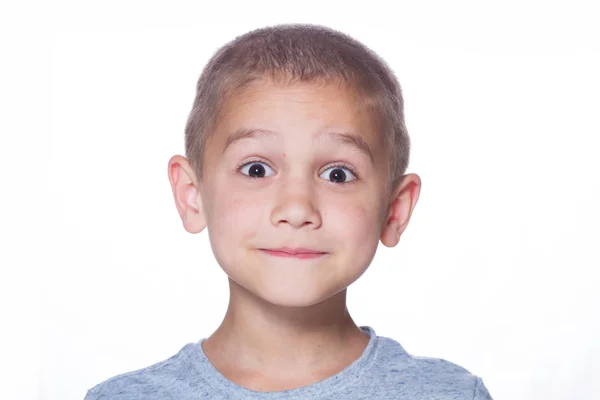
315, 131, 374, 163
223, 128, 374, 163
223, 128, 277, 153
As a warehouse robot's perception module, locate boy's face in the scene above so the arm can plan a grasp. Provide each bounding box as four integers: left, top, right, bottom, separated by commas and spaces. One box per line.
169, 78, 420, 307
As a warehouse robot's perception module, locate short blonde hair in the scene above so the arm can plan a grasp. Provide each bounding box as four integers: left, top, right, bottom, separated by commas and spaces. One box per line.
184, 24, 410, 191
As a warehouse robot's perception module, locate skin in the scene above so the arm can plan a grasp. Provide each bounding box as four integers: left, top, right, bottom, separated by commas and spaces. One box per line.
167, 78, 421, 392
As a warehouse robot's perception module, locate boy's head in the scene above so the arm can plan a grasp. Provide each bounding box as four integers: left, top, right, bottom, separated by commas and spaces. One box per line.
185, 24, 410, 193
168, 24, 420, 307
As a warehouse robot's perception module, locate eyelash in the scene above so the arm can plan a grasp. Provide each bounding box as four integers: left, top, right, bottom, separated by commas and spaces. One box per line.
236, 158, 360, 184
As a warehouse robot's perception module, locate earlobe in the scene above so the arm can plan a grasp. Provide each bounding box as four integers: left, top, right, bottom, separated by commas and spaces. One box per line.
380, 220, 401, 248
380, 173, 421, 248
167, 155, 207, 234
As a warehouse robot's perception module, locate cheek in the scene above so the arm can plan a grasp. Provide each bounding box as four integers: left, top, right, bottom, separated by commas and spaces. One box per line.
207, 191, 263, 272
328, 202, 380, 246
211, 191, 262, 239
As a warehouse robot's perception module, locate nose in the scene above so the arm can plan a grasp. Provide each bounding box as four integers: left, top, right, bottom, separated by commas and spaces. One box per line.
270, 180, 322, 230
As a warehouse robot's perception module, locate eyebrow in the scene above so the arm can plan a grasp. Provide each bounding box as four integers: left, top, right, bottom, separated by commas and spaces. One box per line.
223, 128, 374, 162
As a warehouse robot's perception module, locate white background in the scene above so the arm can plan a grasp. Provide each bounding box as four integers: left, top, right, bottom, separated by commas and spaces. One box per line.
1, 1, 599, 399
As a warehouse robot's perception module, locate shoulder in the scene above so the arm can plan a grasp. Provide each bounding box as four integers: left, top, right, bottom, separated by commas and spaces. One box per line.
366, 336, 492, 399
84, 343, 204, 400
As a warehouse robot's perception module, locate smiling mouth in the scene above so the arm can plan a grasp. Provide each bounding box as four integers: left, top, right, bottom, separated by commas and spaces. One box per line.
259, 248, 328, 259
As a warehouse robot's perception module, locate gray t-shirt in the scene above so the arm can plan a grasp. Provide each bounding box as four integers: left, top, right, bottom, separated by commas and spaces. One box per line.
85, 326, 492, 399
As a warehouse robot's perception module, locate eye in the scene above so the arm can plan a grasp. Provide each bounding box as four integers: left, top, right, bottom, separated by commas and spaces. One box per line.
239, 160, 275, 178
319, 165, 357, 184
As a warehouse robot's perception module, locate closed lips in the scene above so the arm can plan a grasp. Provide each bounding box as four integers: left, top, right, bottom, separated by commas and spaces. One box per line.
263, 248, 326, 254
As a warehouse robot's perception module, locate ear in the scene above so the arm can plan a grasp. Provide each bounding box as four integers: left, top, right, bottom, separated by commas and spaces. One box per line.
380, 173, 421, 248
167, 155, 207, 234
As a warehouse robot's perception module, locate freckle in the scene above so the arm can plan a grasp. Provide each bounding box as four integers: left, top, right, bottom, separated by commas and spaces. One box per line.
282, 153, 286, 157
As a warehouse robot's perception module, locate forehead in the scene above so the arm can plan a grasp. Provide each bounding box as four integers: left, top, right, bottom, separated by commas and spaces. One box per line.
212, 79, 383, 150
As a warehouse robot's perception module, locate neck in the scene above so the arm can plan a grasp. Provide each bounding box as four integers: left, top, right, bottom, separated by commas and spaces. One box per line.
202, 278, 369, 379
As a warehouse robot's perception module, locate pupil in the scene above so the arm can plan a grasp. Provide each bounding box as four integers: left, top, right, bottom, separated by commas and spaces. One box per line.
330, 168, 346, 182
249, 164, 265, 177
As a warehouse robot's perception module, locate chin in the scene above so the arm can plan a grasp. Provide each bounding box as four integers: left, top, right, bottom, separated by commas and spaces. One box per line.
221, 250, 364, 308
252, 282, 346, 308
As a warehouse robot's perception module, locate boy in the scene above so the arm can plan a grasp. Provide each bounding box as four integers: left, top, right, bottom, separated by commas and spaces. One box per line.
85, 24, 492, 399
